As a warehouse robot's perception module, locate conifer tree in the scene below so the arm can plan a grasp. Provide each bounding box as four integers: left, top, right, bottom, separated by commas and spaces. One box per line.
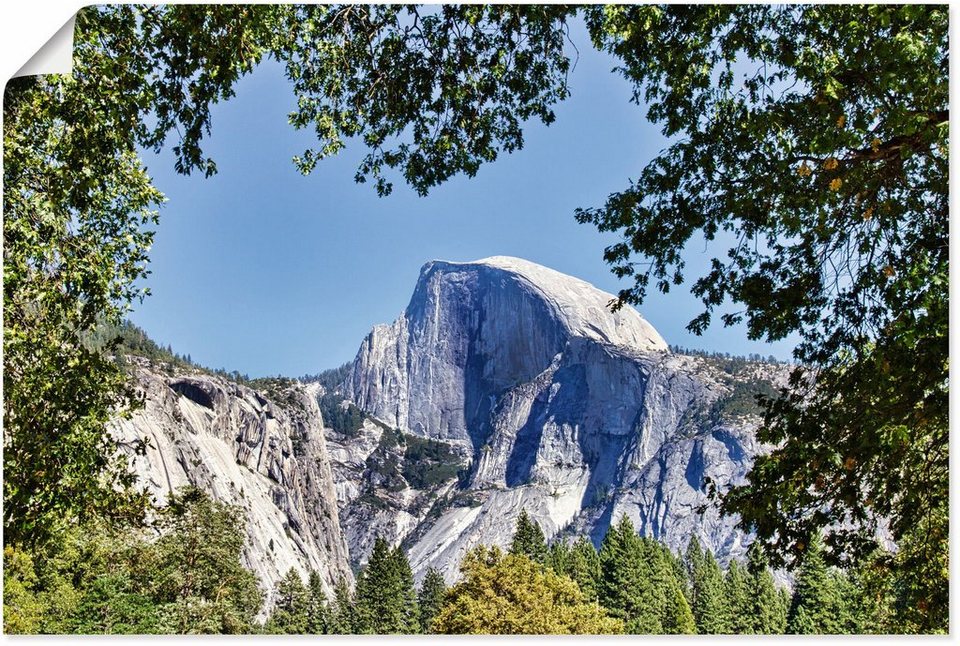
305, 570, 328, 634
724, 559, 753, 634
326, 576, 355, 635
390, 545, 421, 633
354, 537, 420, 634
546, 540, 571, 574
683, 536, 704, 605
745, 543, 786, 634
566, 537, 601, 602
787, 537, 855, 634
685, 537, 729, 634
265, 568, 310, 634
598, 515, 693, 634
509, 510, 547, 564
417, 567, 447, 633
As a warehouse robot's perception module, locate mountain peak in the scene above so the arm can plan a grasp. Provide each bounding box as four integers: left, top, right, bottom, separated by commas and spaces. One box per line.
421, 256, 669, 353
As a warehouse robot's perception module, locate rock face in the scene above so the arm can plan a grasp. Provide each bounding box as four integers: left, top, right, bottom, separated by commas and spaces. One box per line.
344, 256, 781, 581
112, 360, 353, 605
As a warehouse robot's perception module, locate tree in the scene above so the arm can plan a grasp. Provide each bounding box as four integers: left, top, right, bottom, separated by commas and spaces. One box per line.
353, 537, 419, 634
149, 487, 263, 633
745, 543, 787, 634
265, 569, 310, 634
684, 537, 729, 634
598, 515, 692, 634
390, 545, 421, 633
787, 537, 855, 635
433, 545, 622, 634
305, 570, 329, 634
576, 6, 947, 630
326, 576, 355, 635
723, 559, 753, 634
417, 567, 447, 633
3, 488, 263, 634
509, 509, 548, 564
565, 537, 602, 602
546, 540, 571, 575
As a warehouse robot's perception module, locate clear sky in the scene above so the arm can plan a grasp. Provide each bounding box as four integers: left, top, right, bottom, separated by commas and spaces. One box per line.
132, 21, 797, 378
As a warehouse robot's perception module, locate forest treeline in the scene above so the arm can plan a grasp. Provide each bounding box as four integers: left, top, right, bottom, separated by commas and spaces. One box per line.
2, 494, 908, 635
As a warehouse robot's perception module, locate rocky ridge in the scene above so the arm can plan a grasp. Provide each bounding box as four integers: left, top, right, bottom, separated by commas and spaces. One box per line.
112, 359, 353, 606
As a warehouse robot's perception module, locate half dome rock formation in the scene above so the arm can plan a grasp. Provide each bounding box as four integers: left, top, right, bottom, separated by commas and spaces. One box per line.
344, 257, 780, 580
347, 256, 667, 444
112, 359, 353, 604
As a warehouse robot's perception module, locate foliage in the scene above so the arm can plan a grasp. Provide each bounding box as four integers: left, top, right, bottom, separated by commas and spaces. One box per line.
598, 515, 694, 634
684, 536, 729, 634
745, 543, 788, 633
325, 576, 356, 635
417, 567, 447, 633
318, 393, 366, 437
577, 5, 947, 630
509, 509, 548, 564
402, 435, 462, 489
264, 569, 311, 634
353, 537, 420, 634
3, 487, 262, 634
305, 570, 329, 634
301, 362, 352, 393
565, 537, 602, 602
787, 537, 857, 634
433, 545, 623, 634
143, 487, 264, 633
280, 5, 576, 195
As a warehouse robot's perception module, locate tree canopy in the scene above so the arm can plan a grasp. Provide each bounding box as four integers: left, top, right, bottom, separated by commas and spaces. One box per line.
433, 545, 623, 634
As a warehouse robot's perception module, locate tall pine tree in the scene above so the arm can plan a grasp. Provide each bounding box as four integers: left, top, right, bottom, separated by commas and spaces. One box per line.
326, 576, 355, 635
390, 545, 421, 633
787, 537, 855, 634
265, 568, 310, 634
417, 567, 447, 633
354, 537, 420, 634
305, 570, 328, 634
724, 559, 753, 634
685, 537, 729, 634
745, 543, 786, 634
509, 510, 547, 564
566, 537, 601, 602
598, 515, 694, 634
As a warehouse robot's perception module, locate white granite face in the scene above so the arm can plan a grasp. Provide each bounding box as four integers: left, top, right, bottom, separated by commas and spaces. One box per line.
112, 360, 353, 611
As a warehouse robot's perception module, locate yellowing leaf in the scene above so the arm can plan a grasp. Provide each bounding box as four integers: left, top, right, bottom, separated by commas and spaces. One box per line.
863, 206, 874, 220
836, 114, 846, 128
797, 162, 812, 177
871, 137, 882, 152
823, 157, 839, 170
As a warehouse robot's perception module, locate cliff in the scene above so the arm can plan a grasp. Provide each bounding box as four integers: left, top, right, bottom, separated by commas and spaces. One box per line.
112, 359, 353, 605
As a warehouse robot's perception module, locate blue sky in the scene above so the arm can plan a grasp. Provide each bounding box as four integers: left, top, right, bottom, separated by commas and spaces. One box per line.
132, 22, 797, 378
